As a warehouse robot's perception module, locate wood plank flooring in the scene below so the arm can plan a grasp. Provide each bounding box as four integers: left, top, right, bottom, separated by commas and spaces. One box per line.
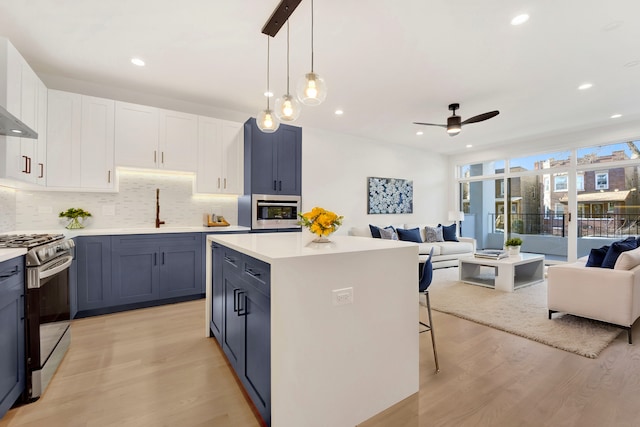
2, 296, 640, 427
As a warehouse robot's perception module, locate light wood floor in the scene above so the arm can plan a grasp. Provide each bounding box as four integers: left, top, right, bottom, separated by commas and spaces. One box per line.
2, 295, 640, 427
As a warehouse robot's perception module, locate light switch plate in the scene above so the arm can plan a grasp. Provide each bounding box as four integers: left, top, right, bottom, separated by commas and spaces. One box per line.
332, 287, 354, 306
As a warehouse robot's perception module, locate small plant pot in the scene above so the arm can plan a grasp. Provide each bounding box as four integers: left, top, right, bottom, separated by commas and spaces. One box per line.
507, 246, 521, 256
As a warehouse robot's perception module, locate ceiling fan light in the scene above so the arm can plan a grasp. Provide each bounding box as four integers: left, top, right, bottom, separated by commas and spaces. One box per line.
447, 115, 461, 135
275, 94, 302, 121
257, 108, 280, 133
447, 126, 461, 135
297, 72, 327, 105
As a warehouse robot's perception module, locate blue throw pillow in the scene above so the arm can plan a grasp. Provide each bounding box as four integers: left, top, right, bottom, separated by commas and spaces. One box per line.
396, 227, 423, 243
601, 237, 639, 269
438, 223, 459, 242
585, 246, 609, 267
369, 224, 382, 238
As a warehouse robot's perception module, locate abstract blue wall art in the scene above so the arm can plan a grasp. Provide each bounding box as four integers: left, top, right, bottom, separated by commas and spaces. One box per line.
367, 177, 413, 214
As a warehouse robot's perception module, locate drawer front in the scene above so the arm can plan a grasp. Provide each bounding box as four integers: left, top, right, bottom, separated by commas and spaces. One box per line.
242, 256, 270, 297
222, 247, 242, 272
0, 258, 24, 289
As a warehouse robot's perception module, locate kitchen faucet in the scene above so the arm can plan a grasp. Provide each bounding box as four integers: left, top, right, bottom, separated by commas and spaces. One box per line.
155, 188, 165, 228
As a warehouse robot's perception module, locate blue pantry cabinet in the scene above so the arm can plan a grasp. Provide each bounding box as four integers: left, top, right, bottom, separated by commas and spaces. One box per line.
0, 257, 25, 419
244, 117, 301, 196
212, 244, 271, 426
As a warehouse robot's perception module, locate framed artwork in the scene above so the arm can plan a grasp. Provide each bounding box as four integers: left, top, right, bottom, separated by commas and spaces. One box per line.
367, 177, 413, 214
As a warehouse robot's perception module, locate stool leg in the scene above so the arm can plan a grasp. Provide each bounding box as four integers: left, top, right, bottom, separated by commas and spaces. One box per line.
425, 290, 440, 373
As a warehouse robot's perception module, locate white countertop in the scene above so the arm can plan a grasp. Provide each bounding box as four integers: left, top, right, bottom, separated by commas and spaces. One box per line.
208, 233, 416, 263
0, 248, 27, 263
3, 225, 250, 238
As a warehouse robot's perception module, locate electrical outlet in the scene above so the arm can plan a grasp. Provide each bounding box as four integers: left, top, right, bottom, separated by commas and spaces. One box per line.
332, 287, 354, 306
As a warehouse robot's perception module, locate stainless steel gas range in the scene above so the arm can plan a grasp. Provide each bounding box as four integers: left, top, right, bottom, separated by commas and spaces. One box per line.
0, 234, 74, 400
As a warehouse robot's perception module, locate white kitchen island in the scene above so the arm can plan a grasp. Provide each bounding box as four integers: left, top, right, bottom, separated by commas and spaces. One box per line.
205, 233, 419, 427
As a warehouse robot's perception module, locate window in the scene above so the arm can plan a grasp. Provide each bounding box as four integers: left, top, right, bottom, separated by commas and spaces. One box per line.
554, 203, 565, 218
595, 172, 609, 190
498, 180, 504, 197
576, 174, 585, 191
510, 150, 571, 172
544, 176, 550, 192
554, 174, 568, 191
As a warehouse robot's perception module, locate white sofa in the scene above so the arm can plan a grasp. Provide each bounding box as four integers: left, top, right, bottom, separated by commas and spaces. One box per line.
547, 249, 640, 344
348, 224, 476, 269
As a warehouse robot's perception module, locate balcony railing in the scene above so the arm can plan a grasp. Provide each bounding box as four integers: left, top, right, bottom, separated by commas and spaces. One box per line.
490, 212, 640, 238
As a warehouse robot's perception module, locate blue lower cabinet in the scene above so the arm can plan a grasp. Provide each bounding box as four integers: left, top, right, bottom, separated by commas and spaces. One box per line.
0, 257, 25, 419
215, 246, 271, 426
76, 236, 112, 313
112, 242, 159, 305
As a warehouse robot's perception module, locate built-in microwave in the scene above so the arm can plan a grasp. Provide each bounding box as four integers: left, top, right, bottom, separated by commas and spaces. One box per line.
252, 194, 301, 230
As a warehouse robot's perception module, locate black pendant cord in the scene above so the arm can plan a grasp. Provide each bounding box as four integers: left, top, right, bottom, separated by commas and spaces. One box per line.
286, 20, 291, 95
266, 37, 271, 110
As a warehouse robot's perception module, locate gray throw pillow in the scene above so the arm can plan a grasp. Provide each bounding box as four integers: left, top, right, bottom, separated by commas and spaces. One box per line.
424, 225, 444, 243
379, 227, 398, 240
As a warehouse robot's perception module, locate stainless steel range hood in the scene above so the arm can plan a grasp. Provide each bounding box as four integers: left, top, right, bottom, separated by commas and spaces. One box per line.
0, 104, 38, 139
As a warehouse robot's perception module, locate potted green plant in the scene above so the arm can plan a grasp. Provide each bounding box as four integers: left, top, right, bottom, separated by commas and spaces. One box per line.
505, 237, 523, 255
59, 208, 92, 229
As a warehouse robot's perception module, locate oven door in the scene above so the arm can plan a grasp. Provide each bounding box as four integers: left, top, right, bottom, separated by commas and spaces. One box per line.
26, 254, 72, 399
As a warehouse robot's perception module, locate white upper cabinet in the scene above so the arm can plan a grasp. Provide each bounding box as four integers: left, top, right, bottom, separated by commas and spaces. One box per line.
35, 79, 47, 185
196, 117, 243, 194
0, 38, 46, 185
114, 102, 197, 172
46, 90, 81, 187
47, 90, 114, 190
80, 96, 115, 189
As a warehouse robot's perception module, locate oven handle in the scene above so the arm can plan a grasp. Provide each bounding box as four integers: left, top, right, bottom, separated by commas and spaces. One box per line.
257, 201, 299, 206
38, 255, 73, 281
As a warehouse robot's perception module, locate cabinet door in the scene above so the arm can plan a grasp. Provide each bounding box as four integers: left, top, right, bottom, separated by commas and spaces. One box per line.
222, 265, 246, 371
210, 243, 224, 341
196, 116, 223, 193
0, 257, 25, 419
76, 236, 112, 312
250, 131, 277, 194
221, 120, 243, 194
20, 63, 38, 130
275, 125, 302, 195
111, 238, 159, 305
46, 90, 82, 187
114, 101, 159, 169
243, 282, 271, 425
81, 96, 115, 189
158, 234, 202, 299
158, 109, 197, 172
35, 79, 47, 185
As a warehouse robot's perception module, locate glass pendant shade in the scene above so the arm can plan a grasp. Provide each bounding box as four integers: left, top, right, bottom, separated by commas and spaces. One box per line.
257, 108, 280, 133
275, 93, 301, 121
297, 72, 327, 106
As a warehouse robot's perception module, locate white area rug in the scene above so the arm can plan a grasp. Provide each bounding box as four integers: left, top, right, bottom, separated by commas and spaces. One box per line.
428, 268, 622, 358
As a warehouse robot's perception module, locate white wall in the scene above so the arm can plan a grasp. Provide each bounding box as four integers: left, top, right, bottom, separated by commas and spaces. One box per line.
0, 187, 16, 232
302, 127, 448, 234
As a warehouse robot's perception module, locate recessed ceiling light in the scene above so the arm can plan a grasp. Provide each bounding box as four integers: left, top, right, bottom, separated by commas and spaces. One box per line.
335, 110, 344, 115
611, 114, 622, 119
416, 131, 423, 136
466, 144, 473, 148
131, 57, 145, 67
511, 14, 529, 26
578, 83, 593, 90
264, 91, 274, 97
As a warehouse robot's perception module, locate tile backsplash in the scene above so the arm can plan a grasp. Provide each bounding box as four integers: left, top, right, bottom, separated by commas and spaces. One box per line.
9, 170, 238, 232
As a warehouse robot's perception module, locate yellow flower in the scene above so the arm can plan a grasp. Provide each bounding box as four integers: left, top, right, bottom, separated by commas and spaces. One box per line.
298, 206, 343, 237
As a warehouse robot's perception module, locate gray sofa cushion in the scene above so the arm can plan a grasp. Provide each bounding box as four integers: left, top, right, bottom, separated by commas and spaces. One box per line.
439, 241, 474, 255
417, 243, 441, 256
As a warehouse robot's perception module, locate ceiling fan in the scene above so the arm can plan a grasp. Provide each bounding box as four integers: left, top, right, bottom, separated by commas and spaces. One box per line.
413, 103, 499, 136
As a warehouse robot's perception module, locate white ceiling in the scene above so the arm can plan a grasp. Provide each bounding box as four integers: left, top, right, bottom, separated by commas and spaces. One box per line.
1, 0, 639, 155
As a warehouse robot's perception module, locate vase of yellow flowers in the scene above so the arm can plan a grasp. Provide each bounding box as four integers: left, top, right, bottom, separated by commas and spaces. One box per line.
298, 207, 344, 243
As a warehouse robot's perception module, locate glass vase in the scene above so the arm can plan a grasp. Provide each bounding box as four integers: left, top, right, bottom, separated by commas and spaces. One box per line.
66, 217, 84, 229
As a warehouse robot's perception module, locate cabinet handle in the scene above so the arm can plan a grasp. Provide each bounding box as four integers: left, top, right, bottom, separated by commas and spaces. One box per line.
279, 180, 282, 191
154, 253, 157, 266
107, 170, 111, 183
38, 163, 44, 178
233, 288, 240, 312
27, 157, 32, 174
245, 267, 260, 278
22, 156, 28, 173
223, 178, 227, 189
154, 150, 157, 163
224, 255, 237, 266
162, 252, 165, 265
218, 177, 221, 189
273, 180, 277, 191
0, 267, 19, 279
237, 291, 247, 316
161, 151, 164, 164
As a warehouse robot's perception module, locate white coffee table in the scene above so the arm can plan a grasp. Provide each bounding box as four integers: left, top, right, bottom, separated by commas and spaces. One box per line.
459, 253, 545, 292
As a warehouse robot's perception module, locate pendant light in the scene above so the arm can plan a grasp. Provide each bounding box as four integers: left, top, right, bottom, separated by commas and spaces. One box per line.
296, 0, 327, 105
275, 21, 302, 122
257, 36, 280, 133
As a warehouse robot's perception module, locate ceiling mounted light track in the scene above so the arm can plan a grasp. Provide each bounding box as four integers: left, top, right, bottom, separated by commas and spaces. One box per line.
262, 0, 302, 37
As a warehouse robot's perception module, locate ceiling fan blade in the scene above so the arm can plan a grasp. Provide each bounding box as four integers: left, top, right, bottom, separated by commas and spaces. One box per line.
461, 110, 500, 125
413, 122, 447, 128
